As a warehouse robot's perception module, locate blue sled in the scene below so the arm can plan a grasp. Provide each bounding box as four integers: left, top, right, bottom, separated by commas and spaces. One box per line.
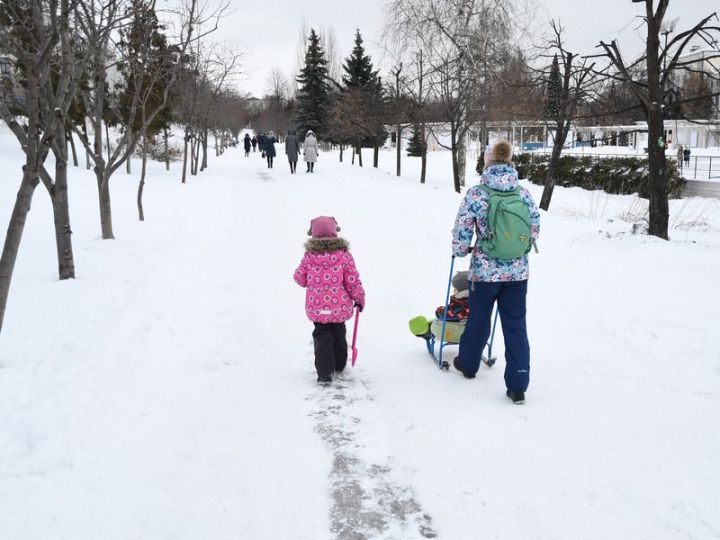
428, 255, 499, 371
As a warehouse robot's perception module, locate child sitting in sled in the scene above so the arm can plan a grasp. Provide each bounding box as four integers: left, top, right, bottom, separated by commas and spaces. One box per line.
409, 271, 470, 343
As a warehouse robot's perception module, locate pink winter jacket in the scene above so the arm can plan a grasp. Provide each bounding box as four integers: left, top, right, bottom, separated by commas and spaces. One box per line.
293, 237, 365, 324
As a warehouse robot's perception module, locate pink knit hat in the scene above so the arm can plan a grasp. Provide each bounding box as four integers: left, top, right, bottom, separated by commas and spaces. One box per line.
307, 216, 340, 238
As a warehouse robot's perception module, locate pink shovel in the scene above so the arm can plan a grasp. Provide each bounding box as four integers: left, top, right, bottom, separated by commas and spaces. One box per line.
351, 306, 361, 367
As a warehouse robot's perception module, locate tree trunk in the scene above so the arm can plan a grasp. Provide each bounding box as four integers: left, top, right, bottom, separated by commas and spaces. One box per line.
647, 108, 669, 238
0, 172, 39, 333
201, 130, 208, 171
52, 127, 76, 279
83, 122, 91, 170
396, 124, 401, 176
420, 122, 427, 184
138, 135, 147, 221
105, 122, 112, 162
351, 146, 355, 165
190, 137, 197, 175
373, 145, 379, 168
193, 137, 201, 175
164, 126, 170, 171
645, 13, 669, 239
67, 126, 79, 167
126, 126, 132, 174
182, 131, 189, 183
540, 118, 569, 211
357, 145, 363, 167
339, 144, 344, 163
97, 173, 114, 240
457, 132, 466, 188
451, 124, 461, 193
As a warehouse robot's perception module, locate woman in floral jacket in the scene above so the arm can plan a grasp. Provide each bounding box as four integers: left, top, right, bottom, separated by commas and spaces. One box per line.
451, 141, 540, 405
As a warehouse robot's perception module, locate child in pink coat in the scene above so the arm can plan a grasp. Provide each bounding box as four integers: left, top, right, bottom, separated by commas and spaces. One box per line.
294, 216, 365, 383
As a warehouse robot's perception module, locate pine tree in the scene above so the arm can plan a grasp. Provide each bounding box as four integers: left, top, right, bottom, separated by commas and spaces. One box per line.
114, 0, 177, 138
295, 29, 330, 138
406, 124, 425, 157
338, 29, 388, 153
342, 30, 378, 89
542, 55, 562, 121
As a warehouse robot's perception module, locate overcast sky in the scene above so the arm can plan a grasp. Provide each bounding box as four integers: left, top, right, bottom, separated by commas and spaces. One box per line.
210, 0, 717, 97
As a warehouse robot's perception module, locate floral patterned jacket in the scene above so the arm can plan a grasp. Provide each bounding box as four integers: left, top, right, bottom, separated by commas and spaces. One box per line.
452, 164, 540, 282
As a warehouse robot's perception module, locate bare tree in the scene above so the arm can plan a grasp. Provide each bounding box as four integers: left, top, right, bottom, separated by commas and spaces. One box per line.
0, 0, 83, 333
266, 67, 289, 105
72, 0, 222, 239
386, 63, 413, 177
597, 1, 720, 239
385, 0, 514, 192
535, 21, 597, 210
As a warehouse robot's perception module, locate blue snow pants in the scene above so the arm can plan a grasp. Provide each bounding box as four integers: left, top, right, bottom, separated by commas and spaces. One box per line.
458, 280, 530, 392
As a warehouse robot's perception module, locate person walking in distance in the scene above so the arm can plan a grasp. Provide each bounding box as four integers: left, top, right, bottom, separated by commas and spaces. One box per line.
286, 128, 301, 174
243, 133, 252, 157
264, 131, 277, 169
304, 130, 319, 173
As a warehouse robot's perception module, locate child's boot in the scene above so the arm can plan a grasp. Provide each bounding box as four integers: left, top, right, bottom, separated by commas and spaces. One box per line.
409, 316, 432, 340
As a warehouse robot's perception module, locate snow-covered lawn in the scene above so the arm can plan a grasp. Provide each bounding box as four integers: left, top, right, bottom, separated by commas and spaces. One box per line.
1, 129, 719, 539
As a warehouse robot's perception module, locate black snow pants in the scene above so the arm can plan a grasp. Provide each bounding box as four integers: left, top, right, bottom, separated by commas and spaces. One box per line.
312, 322, 348, 378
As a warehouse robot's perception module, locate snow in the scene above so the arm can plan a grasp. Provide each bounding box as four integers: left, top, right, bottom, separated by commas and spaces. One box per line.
1, 124, 720, 539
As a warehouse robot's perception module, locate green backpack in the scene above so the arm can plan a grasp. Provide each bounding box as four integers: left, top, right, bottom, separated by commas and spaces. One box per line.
476, 184, 532, 260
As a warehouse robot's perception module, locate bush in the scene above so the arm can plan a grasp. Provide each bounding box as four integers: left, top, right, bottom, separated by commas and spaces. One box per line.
508, 153, 685, 199
135, 134, 183, 163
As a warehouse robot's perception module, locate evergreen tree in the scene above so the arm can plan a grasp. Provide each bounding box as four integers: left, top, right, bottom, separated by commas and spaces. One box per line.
295, 29, 330, 138
115, 1, 177, 137
342, 30, 378, 89
542, 55, 562, 121
406, 123, 425, 157
338, 29, 388, 152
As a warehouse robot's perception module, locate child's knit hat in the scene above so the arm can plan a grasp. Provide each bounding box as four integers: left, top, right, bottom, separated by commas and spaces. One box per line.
307, 216, 341, 239
451, 271, 469, 292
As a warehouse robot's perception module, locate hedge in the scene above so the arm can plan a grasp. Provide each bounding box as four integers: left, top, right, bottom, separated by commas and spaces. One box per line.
476, 153, 686, 199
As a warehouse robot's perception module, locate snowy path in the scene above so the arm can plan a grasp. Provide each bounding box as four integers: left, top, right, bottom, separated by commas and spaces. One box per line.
1, 134, 720, 539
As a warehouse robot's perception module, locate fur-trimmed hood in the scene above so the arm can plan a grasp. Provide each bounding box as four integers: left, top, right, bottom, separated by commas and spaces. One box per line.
304, 237, 349, 253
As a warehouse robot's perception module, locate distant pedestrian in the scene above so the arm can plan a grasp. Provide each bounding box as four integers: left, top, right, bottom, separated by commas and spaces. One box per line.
304, 130, 319, 173
286, 128, 300, 173
258, 134, 266, 158
676, 145, 683, 167
265, 131, 277, 168
251, 135, 257, 152
243, 133, 251, 157
684, 147, 691, 166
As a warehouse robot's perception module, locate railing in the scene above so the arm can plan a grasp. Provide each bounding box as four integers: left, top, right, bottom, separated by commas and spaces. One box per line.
677, 156, 719, 180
